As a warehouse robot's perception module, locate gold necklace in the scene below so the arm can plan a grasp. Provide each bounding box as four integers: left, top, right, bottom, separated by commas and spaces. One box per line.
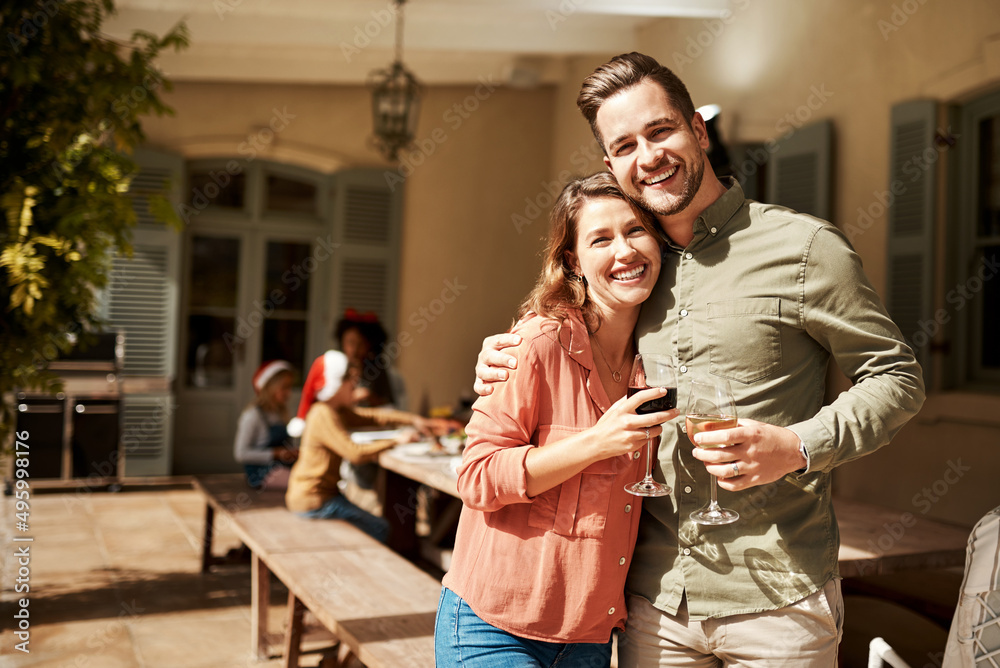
591, 334, 629, 383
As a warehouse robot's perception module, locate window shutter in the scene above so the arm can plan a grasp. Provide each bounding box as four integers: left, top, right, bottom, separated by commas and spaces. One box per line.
107, 245, 171, 377
885, 100, 937, 378
107, 147, 184, 477
120, 394, 175, 477
329, 169, 403, 338
766, 120, 832, 220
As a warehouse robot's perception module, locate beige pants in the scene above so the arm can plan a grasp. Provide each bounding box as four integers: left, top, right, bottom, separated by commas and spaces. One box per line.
618, 579, 843, 668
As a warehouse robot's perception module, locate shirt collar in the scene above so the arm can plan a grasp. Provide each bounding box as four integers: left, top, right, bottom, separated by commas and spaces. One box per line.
561, 309, 596, 372
659, 176, 747, 251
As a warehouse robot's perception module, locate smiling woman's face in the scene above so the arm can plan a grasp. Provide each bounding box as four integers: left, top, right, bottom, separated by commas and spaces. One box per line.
565, 196, 661, 320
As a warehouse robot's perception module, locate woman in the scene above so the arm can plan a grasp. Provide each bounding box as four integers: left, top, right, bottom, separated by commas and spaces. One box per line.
435, 172, 678, 666
285, 350, 452, 542
233, 360, 298, 489
336, 310, 408, 410
335, 311, 409, 490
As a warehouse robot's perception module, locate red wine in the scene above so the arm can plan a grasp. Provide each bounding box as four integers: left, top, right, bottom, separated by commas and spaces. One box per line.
628, 386, 678, 413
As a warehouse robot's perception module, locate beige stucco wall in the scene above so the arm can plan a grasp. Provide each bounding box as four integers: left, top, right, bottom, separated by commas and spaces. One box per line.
391, 83, 558, 414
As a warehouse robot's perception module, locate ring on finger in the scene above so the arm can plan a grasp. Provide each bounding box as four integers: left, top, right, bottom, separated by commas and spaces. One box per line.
644, 428, 650, 440
731, 461, 740, 478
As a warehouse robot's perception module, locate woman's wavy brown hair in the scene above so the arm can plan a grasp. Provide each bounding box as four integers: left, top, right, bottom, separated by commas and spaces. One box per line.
517, 172, 661, 332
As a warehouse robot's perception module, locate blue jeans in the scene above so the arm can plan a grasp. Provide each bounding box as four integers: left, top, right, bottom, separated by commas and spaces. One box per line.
299, 494, 389, 543
434, 587, 613, 668
243, 462, 288, 488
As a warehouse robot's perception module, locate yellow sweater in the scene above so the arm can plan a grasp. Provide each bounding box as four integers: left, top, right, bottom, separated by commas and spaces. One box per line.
285, 402, 417, 512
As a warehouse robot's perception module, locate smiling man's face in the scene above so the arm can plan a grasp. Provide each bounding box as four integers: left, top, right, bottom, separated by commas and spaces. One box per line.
597, 79, 710, 220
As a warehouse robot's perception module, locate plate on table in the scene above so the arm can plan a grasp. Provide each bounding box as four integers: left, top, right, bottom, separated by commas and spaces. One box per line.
391, 441, 453, 461
350, 428, 410, 444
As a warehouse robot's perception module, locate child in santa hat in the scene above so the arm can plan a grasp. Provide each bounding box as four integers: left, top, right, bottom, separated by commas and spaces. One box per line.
286, 349, 341, 439
287, 312, 408, 438
233, 360, 298, 489
285, 350, 456, 542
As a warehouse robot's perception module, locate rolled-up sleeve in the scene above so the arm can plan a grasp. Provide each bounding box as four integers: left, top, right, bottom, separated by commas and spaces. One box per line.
457, 340, 541, 511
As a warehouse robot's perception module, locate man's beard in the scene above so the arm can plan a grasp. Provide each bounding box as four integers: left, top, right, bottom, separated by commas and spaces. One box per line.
635, 154, 706, 217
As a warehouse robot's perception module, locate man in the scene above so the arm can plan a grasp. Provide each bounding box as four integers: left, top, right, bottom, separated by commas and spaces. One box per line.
474, 52, 924, 666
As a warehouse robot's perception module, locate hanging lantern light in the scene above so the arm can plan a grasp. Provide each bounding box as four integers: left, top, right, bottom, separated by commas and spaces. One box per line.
368, 0, 422, 161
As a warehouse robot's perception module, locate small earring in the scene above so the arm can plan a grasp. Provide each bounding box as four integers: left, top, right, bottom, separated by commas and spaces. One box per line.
574, 274, 584, 282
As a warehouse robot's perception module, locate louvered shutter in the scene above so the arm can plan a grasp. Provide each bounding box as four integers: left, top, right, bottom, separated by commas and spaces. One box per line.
766, 120, 832, 220
885, 100, 937, 378
329, 169, 403, 336
106, 147, 183, 477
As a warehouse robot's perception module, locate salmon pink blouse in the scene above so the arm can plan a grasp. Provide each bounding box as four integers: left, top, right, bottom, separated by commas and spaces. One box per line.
442, 310, 646, 643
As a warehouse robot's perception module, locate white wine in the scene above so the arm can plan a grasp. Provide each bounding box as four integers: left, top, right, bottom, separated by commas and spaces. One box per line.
686, 414, 737, 448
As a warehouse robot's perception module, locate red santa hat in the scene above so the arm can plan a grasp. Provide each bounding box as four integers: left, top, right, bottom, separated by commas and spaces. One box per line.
252, 360, 293, 393
286, 350, 349, 437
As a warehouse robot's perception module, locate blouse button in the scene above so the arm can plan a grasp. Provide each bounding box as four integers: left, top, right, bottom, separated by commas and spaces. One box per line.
710, 226, 718, 234
608, 607, 616, 615
680, 309, 689, 317
682, 548, 691, 556
624, 504, 632, 513
619, 557, 626, 566
685, 252, 693, 260
684, 486, 693, 494
633, 450, 641, 460
679, 365, 688, 374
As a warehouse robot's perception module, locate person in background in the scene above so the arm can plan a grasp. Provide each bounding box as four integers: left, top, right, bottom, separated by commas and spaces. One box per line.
285, 350, 455, 542
233, 360, 298, 489
286, 310, 407, 439
337, 309, 409, 410
288, 311, 410, 490
436, 172, 677, 667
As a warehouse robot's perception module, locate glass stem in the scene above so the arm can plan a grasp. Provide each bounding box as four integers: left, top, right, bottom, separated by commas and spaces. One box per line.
709, 476, 720, 509
643, 437, 655, 481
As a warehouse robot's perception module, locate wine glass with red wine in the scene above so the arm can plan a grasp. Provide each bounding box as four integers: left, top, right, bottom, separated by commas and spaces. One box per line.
625, 353, 676, 497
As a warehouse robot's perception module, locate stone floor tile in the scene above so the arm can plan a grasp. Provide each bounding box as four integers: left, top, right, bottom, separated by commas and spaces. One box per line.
29, 539, 108, 576
129, 608, 255, 667
8, 617, 140, 668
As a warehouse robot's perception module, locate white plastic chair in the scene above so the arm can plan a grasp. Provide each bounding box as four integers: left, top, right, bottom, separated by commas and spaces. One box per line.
869, 636, 913, 668
868, 506, 1000, 668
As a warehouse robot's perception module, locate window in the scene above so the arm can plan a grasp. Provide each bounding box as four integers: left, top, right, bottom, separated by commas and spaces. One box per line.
265, 174, 318, 215
188, 168, 246, 210
957, 89, 1000, 385
185, 235, 239, 388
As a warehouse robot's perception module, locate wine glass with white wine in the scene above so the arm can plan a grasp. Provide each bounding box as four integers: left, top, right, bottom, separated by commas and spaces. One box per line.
686, 377, 740, 525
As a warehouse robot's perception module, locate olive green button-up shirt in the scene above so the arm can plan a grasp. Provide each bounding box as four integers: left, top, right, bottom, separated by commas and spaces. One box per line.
631, 179, 925, 620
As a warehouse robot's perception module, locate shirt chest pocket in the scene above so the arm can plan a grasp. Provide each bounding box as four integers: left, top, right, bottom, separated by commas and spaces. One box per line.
526, 434, 618, 539
708, 298, 783, 384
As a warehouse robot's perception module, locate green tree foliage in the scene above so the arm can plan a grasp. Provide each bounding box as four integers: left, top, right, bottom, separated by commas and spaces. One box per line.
0, 0, 187, 444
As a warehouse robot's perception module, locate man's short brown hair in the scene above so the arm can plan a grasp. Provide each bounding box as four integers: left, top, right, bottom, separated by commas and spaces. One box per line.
577, 52, 696, 151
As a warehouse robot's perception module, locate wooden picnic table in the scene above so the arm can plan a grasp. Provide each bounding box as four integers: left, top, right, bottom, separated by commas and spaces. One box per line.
378, 446, 971, 577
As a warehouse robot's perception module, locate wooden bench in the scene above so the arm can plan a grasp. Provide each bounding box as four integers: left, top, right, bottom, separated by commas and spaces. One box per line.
193, 474, 440, 667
